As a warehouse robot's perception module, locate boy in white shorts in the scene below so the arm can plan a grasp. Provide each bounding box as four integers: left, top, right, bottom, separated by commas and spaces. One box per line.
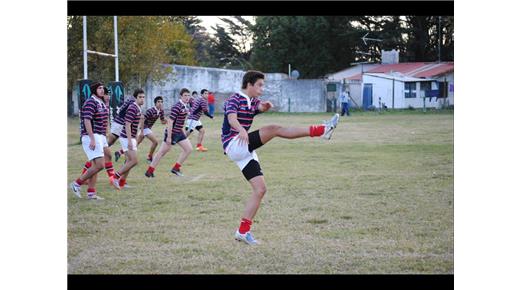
134, 96, 167, 163
222, 71, 340, 245
70, 82, 111, 200
111, 89, 145, 189
185, 89, 213, 152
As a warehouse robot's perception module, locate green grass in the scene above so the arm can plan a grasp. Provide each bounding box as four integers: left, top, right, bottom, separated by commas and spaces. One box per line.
68, 111, 453, 274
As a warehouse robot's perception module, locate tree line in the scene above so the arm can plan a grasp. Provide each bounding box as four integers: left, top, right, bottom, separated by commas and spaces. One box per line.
67, 15, 454, 93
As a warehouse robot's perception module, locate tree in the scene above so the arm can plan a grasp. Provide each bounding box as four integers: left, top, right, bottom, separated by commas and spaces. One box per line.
250, 16, 359, 78
209, 16, 254, 69
67, 16, 197, 92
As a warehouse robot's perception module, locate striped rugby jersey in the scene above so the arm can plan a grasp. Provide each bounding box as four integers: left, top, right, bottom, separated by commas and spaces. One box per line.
120, 102, 141, 138
143, 106, 165, 129
167, 100, 190, 134
113, 96, 136, 125
221, 92, 262, 151
80, 96, 109, 136
187, 97, 209, 121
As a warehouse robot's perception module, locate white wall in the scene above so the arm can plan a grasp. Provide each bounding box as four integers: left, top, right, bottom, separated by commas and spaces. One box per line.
362, 75, 405, 109
362, 75, 446, 109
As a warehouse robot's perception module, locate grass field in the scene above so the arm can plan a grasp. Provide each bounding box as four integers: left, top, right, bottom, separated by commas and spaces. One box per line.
67, 111, 453, 274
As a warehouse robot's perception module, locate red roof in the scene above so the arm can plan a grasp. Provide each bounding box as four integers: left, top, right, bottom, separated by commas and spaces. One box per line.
346, 62, 454, 81
412, 63, 454, 78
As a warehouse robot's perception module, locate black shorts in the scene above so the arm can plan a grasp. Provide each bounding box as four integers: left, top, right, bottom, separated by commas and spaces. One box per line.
248, 130, 264, 152
242, 159, 263, 181
163, 131, 187, 145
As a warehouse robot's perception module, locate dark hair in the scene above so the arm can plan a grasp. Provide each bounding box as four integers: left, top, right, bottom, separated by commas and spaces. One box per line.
153, 96, 163, 104
133, 88, 145, 98
180, 88, 190, 95
90, 82, 104, 97
241, 71, 265, 89
192, 91, 198, 96
201, 89, 208, 95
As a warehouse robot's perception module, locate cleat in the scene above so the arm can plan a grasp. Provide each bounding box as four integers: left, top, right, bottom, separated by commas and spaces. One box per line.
234, 230, 259, 245
171, 168, 184, 177
111, 177, 121, 190
87, 193, 104, 200
196, 145, 208, 152
321, 113, 340, 140
145, 171, 155, 178
70, 182, 82, 198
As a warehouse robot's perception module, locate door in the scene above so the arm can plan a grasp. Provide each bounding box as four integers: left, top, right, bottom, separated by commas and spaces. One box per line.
362, 83, 373, 110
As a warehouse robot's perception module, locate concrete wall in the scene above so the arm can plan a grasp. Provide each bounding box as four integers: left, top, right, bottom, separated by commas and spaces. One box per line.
144, 64, 327, 113
281, 79, 327, 112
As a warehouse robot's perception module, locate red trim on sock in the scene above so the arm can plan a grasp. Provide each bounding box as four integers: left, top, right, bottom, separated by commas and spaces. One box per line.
173, 163, 181, 170
75, 178, 83, 186
147, 166, 155, 173
197, 143, 202, 147
119, 179, 126, 187
239, 218, 252, 234
309, 125, 325, 137
87, 188, 96, 193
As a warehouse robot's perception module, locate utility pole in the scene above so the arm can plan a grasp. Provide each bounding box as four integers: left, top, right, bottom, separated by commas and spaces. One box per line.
438, 16, 442, 63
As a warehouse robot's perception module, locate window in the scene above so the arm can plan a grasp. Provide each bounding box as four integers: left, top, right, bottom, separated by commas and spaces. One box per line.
420, 82, 431, 91
405, 82, 417, 98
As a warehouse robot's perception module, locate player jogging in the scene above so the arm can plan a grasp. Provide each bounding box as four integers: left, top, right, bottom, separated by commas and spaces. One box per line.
70, 82, 111, 200
185, 89, 213, 152
111, 89, 145, 189
145, 88, 193, 177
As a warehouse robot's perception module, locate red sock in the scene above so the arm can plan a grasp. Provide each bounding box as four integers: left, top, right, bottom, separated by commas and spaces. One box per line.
119, 178, 126, 187
238, 218, 252, 234
197, 143, 202, 147
173, 162, 181, 171
75, 178, 84, 186
87, 187, 96, 196
82, 161, 92, 175
309, 125, 325, 137
147, 166, 155, 174
105, 162, 114, 178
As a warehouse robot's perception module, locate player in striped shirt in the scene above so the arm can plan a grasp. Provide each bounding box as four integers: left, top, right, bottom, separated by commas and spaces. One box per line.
145, 88, 193, 177
111, 89, 145, 189
223, 71, 340, 245
134, 96, 167, 163
70, 82, 111, 200
185, 89, 213, 152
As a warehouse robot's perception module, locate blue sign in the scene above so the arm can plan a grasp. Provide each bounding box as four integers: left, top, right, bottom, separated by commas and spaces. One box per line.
77, 79, 92, 111
107, 81, 125, 120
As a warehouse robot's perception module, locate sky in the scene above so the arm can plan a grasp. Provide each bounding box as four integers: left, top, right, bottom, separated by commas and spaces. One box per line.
198, 16, 255, 35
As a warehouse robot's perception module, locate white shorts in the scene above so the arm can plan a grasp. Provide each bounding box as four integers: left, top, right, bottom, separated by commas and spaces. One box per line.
185, 119, 202, 131
119, 137, 138, 152
82, 134, 108, 161
143, 128, 153, 136
225, 136, 259, 171
110, 121, 124, 136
